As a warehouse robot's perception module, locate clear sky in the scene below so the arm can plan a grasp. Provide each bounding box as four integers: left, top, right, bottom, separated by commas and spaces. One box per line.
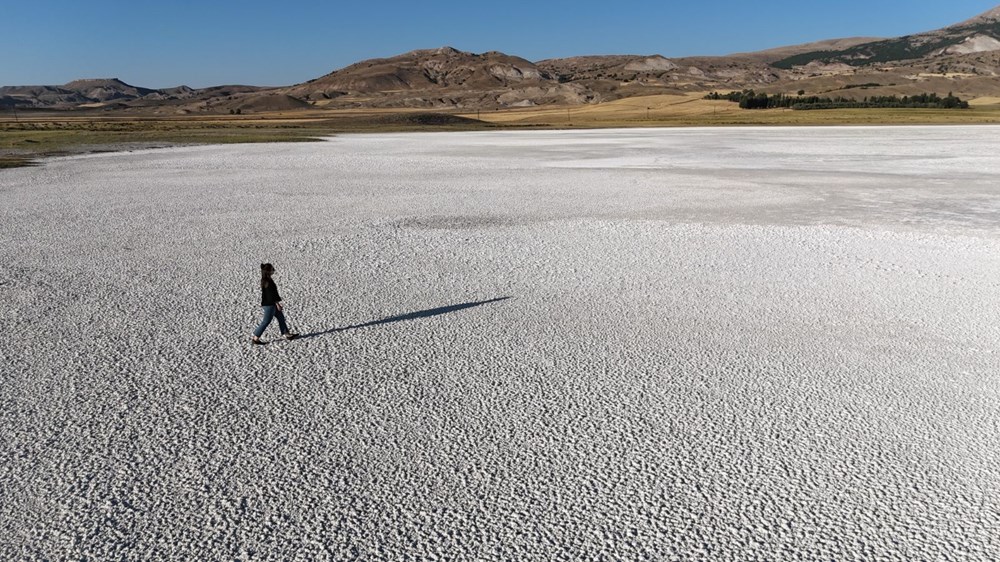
3, 0, 999, 88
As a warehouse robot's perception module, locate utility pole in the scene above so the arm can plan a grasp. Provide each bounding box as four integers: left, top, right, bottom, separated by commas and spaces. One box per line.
646, 107, 651, 120
567, 107, 571, 125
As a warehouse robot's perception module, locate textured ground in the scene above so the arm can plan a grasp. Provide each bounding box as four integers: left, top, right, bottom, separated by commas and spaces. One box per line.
1, 127, 999, 560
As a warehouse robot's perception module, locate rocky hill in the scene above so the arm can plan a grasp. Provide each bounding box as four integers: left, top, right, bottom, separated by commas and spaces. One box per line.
283, 47, 595, 108
1, 79, 170, 109
535, 37, 879, 90
772, 7, 1000, 69
0, 79, 265, 111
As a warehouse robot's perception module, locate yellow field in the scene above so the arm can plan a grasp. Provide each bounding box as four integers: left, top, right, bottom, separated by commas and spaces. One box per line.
460, 92, 1000, 127
970, 96, 1000, 106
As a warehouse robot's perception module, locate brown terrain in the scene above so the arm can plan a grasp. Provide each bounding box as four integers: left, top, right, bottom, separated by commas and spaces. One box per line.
4, 5, 1000, 115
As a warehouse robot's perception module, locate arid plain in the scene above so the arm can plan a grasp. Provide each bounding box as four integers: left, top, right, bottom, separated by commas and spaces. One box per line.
2, 126, 998, 560
6, 92, 1000, 170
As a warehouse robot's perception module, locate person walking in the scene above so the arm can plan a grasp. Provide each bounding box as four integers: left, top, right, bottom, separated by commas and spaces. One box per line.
252, 263, 298, 345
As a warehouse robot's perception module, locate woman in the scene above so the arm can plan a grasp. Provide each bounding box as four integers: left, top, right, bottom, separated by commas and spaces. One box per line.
252, 263, 299, 344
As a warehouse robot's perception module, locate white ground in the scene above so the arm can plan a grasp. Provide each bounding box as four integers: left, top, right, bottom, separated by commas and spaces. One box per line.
2, 126, 999, 560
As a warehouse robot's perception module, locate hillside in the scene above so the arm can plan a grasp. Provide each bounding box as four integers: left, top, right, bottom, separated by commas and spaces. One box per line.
282, 47, 594, 109
772, 7, 1000, 69
0, 79, 269, 111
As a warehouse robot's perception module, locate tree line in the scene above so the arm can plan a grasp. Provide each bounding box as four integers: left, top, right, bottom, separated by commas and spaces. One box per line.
705, 90, 969, 110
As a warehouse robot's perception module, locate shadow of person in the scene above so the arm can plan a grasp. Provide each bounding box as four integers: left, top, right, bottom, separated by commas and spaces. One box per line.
299, 296, 512, 339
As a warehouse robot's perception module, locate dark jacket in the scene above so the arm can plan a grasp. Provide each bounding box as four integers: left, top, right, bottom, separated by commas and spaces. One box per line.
261, 280, 282, 306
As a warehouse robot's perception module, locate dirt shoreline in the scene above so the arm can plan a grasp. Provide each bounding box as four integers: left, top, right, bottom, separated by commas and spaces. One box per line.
4, 103, 1000, 170
1, 142, 188, 169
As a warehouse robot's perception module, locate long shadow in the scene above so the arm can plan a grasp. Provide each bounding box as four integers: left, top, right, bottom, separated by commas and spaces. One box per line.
300, 296, 512, 339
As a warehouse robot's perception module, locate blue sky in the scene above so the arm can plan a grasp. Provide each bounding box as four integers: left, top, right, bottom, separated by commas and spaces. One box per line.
3, 0, 998, 88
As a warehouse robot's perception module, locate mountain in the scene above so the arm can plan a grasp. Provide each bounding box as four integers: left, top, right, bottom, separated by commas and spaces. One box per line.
0, 78, 166, 108
772, 7, 1000, 69
0, 79, 266, 111
5, 5, 1000, 113
282, 46, 595, 108
0, 78, 192, 109
0, 84, 91, 108
273, 4, 1000, 106
61, 79, 157, 101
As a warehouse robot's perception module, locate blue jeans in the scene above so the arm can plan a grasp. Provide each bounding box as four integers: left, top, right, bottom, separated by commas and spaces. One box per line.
254, 305, 289, 338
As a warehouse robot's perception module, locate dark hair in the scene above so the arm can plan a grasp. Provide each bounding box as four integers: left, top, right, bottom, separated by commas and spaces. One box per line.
260, 263, 274, 288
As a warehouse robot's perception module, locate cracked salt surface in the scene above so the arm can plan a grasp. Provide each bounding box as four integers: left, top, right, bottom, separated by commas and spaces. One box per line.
1, 126, 999, 560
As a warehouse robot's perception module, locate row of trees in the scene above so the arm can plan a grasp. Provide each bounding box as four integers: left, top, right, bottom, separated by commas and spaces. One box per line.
705, 90, 969, 110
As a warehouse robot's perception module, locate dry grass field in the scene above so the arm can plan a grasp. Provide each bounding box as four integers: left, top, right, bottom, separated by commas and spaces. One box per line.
460, 92, 1000, 127
0, 110, 493, 168
4, 93, 1000, 168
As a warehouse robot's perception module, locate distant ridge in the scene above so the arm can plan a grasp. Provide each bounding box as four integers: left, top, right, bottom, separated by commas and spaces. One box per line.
5, 4, 1000, 112
0, 79, 266, 111
771, 5, 1000, 69
282, 46, 594, 109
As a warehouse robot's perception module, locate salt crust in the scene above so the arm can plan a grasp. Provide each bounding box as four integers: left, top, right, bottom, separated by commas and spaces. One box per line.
1, 127, 998, 560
